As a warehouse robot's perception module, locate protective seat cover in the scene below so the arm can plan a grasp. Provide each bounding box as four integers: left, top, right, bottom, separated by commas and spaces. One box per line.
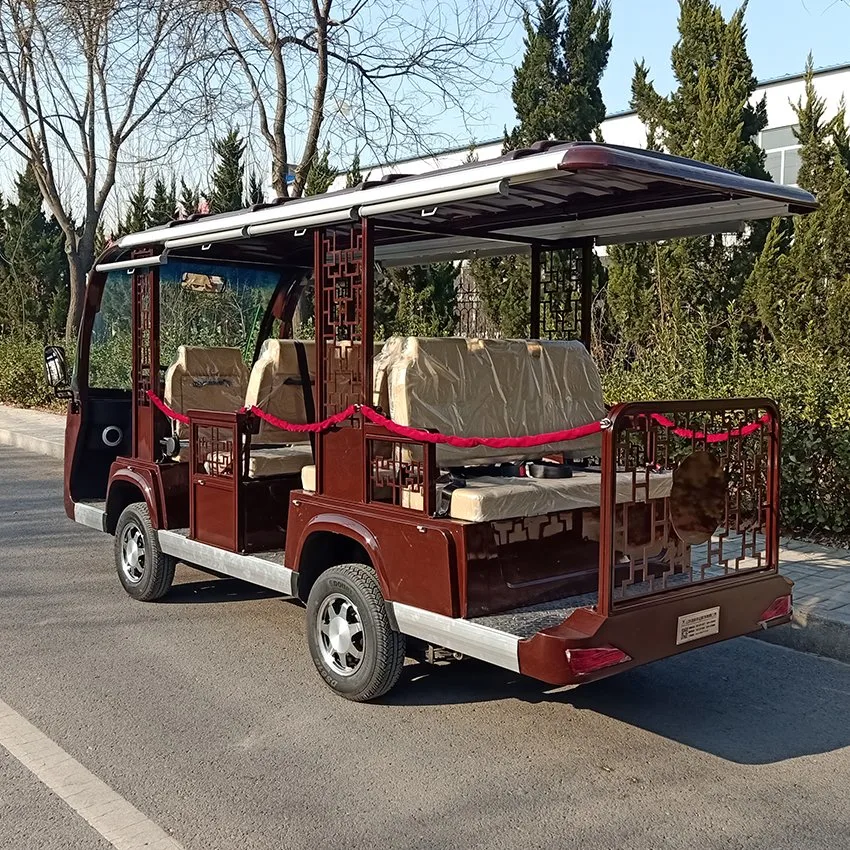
306, 336, 616, 521
373, 337, 606, 467
245, 339, 316, 445
163, 346, 248, 438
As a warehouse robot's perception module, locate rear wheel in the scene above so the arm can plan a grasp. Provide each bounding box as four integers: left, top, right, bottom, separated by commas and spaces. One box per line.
114, 502, 175, 602
306, 563, 406, 701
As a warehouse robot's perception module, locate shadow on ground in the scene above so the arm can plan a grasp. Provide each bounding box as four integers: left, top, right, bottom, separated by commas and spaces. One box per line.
163, 577, 286, 604
384, 640, 850, 765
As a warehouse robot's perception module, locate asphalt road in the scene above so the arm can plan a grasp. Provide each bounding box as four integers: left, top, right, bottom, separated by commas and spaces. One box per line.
1, 444, 849, 850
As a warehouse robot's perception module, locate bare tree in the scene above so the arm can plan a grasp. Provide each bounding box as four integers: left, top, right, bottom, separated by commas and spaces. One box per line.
0, 0, 220, 339
215, 0, 512, 198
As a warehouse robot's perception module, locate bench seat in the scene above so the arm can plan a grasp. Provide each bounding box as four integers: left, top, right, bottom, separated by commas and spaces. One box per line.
300, 464, 672, 523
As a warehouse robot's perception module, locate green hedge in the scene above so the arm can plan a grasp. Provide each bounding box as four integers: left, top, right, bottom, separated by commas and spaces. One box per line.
603, 344, 850, 537
3, 334, 849, 536
0, 338, 62, 410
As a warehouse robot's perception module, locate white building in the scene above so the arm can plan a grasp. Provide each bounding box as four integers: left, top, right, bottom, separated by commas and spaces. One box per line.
330, 61, 850, 192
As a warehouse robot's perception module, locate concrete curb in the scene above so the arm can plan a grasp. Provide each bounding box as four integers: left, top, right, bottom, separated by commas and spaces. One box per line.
751, 608, 850, 666
0, 426, 64, 460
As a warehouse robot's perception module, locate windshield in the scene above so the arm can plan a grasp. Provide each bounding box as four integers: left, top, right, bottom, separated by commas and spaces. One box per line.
89, 261, 279, 390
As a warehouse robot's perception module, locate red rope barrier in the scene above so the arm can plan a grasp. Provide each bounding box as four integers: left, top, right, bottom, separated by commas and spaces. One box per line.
248, 404, 359, 433
148, 390, 771, 447
649, 412, 771, 443
146, 390, 189, 424
359, 405, 604, 448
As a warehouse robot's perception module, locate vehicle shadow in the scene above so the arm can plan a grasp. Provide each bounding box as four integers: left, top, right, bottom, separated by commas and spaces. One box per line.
385, 638, 850, 765
162, 577, 286, 604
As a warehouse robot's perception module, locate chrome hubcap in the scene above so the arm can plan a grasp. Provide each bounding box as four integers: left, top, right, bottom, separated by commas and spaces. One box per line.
317, 593, 364, 677
120, 523, 146, 584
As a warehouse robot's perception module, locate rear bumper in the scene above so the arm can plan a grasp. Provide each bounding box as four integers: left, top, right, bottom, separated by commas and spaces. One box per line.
517, 572, 793, 686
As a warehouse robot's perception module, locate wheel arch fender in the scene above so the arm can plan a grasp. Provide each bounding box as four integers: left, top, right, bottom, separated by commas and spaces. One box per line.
105, 468, 161, 534
292, 514, 390, 603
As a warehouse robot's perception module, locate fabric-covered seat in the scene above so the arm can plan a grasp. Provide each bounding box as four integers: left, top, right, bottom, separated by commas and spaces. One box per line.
163, 346, 249, 439
240, 339, 316, 478
373, 337, 607, 467
300, 464, 671, 522
245, 339, 316, 445
209, 444, 315, 478
302, 336, 616, 521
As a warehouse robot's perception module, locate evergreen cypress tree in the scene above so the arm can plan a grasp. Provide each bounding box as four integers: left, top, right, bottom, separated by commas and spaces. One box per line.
209, 128, 246, 213
474, 0, 611, 337
749, 57, 850, 357
346, 152, 362, 188
121, 173, 149, 234
150, 176, 177, 226
94, 223, 109, 255
246, 170, 265, 206
294, 147, 338, 335
379, 263, 460, 338
505, 0, 610, 150
179, 179, 201, 218
606, 0, 769, 354
304, 147, 336, 196
0, 162, 66, 335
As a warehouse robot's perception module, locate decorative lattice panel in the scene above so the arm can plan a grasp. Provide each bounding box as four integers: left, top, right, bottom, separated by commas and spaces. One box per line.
133, 268, 153, 408
455, 264, 496, 338
539, 249, 582, 341
491, 512, 577, 547
318, 227, 365, 414
607, 404, 776, 606
194, 424, 237, 477
367, 438, 428, 510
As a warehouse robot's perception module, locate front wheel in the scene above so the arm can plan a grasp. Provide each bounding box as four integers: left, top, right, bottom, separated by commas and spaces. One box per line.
114, 502, 176, 602
306, 563, 406, 701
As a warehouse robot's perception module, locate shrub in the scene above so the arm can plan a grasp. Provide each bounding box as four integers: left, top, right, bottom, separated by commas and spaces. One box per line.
603, 340, 850, 538
0, 337, 63, 410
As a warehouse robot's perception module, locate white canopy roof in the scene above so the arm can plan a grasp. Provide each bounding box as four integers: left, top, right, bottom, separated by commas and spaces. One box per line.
98, 142, 818, 272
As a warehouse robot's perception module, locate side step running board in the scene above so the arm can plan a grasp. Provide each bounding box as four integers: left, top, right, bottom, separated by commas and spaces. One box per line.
157, 531, 298, 597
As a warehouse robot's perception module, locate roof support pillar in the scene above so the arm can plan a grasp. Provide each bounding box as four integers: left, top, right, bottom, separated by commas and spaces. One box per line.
580, 240, 593, 351
530, 243, 542, 339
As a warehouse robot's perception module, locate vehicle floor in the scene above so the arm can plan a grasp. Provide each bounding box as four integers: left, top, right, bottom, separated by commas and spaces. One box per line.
469, 592, 600, 638
468, 571, 719, 639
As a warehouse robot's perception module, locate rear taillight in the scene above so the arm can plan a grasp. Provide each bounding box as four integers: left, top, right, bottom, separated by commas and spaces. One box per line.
758, 595, 792, 626
565, 646, 631, 676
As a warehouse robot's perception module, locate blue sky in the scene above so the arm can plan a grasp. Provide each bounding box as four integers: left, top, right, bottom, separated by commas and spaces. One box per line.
471, 0, 850, 142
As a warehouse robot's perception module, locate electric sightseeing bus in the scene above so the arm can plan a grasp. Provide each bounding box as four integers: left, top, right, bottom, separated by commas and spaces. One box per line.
45, 142, 817, 701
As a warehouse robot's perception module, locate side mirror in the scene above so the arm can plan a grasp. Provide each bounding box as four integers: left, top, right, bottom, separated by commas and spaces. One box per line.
44, 345, 72, 398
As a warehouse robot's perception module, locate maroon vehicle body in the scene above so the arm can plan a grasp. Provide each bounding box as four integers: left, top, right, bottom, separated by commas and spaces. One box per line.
57, 142, 817, 698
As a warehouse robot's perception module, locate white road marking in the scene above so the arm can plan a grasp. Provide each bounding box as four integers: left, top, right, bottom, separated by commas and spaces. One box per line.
0, 698, 184, 850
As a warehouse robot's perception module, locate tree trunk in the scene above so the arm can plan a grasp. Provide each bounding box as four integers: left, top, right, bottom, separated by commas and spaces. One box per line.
271, 145, 289, 200
64, 251, 87, 344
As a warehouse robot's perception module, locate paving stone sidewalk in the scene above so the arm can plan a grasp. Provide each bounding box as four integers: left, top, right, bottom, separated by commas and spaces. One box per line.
2, 403, 849, 665
0, 404, 65, 459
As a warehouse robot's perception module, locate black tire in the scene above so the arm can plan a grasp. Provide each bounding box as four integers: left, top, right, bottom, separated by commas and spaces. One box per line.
306, 563, 406, 702
114, 502, 176, 602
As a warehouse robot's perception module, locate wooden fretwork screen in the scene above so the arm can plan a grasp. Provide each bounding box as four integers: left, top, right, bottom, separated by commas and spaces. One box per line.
313, 221, 374, 498
530, 241, 592, 347
131, 258, 164, 459
454, 240, 593, 345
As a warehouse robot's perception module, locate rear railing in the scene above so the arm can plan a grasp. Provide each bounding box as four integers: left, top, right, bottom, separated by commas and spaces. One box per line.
597, 399, 780, 615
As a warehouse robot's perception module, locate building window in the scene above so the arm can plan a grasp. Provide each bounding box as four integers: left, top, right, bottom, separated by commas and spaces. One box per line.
761, 125, 799, 149
783, 148, 802, 185
760, 124, 801, 186
764, 151, 782, 183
